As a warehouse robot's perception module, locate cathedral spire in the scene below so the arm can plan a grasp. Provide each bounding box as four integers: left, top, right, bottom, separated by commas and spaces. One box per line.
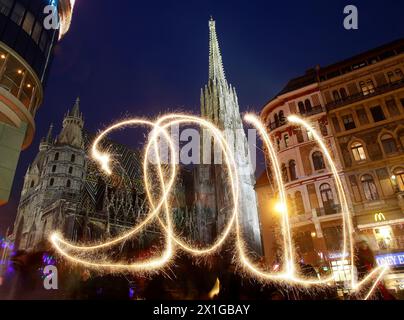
71, 96, 81, 118
45, 123, 53, 143
208, 18, 226, 83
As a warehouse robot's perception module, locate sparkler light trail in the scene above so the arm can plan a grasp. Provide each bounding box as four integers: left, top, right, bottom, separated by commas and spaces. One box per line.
50, 113, 389, 299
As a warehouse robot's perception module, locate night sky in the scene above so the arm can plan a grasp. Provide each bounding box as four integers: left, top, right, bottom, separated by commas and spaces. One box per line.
0, 0, 403, 235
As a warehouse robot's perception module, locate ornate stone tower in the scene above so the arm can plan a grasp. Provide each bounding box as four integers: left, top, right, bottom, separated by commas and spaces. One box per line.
13, 98, 87, 251
194, 19, 263, 255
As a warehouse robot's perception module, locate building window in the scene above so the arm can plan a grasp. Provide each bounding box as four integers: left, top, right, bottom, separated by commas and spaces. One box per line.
281, 163, 289, 183
296, 129, 304, 143
333, 90, 341, 102
387, 71, 395, 83
276, 138, 281, 151
294, 231, 314, 254
320, 183, 335, 214
274, 113, 279, 127
294, 191, 305, 215
361, 174, 379, 201
289, 160, 297, 181
22, 11, 35, 35
284, 134, 289, 148
395, 68, 404, 80
54, 153, 59, 161
10, 2, 25, 26
0, 0, 13, 16
66, 180, 71, 188
351, 142, 367, 161
312, 151, 325, 171
380, 134, 397, 154
342, 114, 356, 130
359, 79, 375, 96
331, 117, 341, 133
323, 226, 343, 251
298, 101, 305, 114
307, 129, 314, 141
49, 178, 54, 187
319, 121, 328, 136
69, 167, 73, 174
393, 167, 404, 192
32, 21, 42, 44
386, 99, 400, 117
71, 154, 76, 163
340, 88, 347, 99
356, 108, 369, 125
370, 106, 386, 122
279, 111, 286, 125
30, 180, 34, 188
52, 165, 56, 173
304, 99, 312, 113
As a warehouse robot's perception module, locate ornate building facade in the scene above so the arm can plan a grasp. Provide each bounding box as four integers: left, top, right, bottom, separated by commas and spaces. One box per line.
12, 98, 149, 252
258, 38, 404, 291
193, 19, 263, 255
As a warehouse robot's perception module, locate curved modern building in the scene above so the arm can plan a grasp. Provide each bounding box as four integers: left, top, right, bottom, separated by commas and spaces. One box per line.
0, 0, 75, 205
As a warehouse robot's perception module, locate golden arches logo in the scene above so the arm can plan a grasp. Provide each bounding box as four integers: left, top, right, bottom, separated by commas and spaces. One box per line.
374, 213, 386, 222
50, 113, 389, 299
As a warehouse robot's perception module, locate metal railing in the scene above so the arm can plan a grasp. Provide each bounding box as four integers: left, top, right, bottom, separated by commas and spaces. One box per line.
316, 204, 342, 217
326, 79, 404, 111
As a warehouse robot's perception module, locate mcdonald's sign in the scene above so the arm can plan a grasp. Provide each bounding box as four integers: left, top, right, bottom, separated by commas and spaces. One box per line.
374, 212, 386, 222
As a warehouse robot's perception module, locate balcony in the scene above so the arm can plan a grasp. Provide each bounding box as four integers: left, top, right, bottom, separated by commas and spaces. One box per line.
315, 204, 342, 217
267, 120, 287, 131
326, 79, 404, 111
301, 105, 324, 117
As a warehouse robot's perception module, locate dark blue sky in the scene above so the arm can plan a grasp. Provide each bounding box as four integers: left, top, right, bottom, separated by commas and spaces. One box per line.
1, 0, 403, 234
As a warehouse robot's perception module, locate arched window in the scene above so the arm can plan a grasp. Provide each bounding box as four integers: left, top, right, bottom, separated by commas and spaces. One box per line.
395, 68, 404, 80
289, 160, 297, 181
351, 142, 367, 161
380, 134, 397, 154
361, 174, 379, 201
393, 167, 404, 192
294, 191, 305, 215
71, 154, 76, 163
69, 167, 73, 174
284, 134, 289, 148
54, 152, 59, 161
52, 165, 56, 173
312, 151, 325, 170
279, 111, 285, 124
298, 101, 305, 114
66, 180, 71, 188
281, 163, 289, 183
304, 99, 312, 113
332, 90, 341, 102
274, 113, 279, 127
340, 88, 347, 99
49, 178, 54, 187
320, 183, 335, 214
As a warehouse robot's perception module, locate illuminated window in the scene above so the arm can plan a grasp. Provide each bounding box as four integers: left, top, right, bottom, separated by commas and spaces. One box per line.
307, 129, 314, 141
320, 183, 335, 214
22, 11, 35, 35
380, 134, 397, 154
359, 79, 375, 96
394, 167, 404, 192
312, 151, 325, 171
374, 226, 394, 250
351, 142, 367, 161
361, 174, 379, 201
395, 68, 404, 80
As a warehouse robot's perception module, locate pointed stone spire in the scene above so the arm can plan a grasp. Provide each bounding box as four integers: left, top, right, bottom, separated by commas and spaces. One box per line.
208, 17, 226, 83
71, 97, 81, 118
45, 123, 53, 143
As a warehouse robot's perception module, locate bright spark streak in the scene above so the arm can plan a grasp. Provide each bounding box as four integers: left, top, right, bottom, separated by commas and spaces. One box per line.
49, 113, 388, 299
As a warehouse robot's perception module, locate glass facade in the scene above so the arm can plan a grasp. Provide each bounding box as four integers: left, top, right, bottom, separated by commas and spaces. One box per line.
0, 0, 59, 83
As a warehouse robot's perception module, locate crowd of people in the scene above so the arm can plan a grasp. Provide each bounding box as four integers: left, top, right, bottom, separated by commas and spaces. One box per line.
0, 239, 397, 300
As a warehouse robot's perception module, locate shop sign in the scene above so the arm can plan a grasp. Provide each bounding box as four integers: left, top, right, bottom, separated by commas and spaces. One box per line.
376, 252, 404, 266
